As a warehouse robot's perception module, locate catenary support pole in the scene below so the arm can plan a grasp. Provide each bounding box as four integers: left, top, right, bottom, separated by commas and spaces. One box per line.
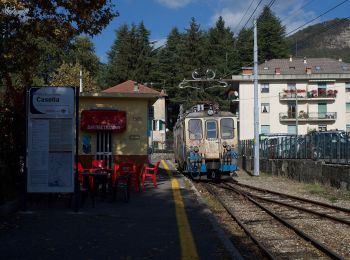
253, 19, 260, 176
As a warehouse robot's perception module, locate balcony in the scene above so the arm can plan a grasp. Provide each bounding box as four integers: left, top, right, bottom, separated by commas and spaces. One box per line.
279, 89, 337, 101
279, 112, 337, 122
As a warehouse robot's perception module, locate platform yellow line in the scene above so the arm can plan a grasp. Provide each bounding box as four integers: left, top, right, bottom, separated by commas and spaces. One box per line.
161, 160, 199, 260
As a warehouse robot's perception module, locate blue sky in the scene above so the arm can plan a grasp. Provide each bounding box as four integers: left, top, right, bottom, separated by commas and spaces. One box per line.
92, 0, 350, 63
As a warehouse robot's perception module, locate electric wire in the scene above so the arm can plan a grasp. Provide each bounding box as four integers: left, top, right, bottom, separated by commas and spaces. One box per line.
242, 0, 264, 30
233, 0, 257, 34
291, 16, 350, 53
285, 0, 349, 37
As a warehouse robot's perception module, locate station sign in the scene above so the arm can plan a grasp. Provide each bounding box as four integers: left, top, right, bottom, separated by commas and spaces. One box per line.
27, 87, 75, 193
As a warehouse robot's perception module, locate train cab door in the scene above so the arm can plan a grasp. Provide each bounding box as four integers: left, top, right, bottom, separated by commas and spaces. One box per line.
204, 120, 220, 159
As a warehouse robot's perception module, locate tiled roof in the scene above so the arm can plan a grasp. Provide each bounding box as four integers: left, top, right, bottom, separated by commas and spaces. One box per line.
102, 80, 161, 95
258, 58, 350, 75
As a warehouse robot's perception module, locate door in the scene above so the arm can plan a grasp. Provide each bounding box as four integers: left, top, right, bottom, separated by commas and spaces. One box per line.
96, 131, 112, 168
318, 103, 327, 119
288, 103, 296, 118
204, 120, 219, 159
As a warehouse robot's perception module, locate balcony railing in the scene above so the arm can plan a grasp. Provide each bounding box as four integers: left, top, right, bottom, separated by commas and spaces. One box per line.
279, 89, 337, 101
279, 112, 337, 121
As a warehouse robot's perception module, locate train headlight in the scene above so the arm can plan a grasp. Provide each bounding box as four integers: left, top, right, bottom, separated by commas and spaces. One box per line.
222, 141, 227, 148
193, 146, 199, 153
207, 109, 214, 116
226, 145, 231, 151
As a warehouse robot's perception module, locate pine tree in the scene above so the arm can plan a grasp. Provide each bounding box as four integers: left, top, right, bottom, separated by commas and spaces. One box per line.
236, 28, 254, 68
66, 36, 100, 78
257, 6, 289, 62
105, 24, 132, 87
207, 16, 236, 78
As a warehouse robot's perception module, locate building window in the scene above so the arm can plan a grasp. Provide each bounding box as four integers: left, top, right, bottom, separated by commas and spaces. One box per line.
287, 82, 296, 90
346, 124, 350, 132
346, 82, 350, 92
261, 103, 270, 113
318, 125, 327, 131
152, 120, 158, 131
188, 119, 203, 140
206, 120, 217, 139
261, 125, 270, 134
347, 103, 350, 113
261, 83, 269, 93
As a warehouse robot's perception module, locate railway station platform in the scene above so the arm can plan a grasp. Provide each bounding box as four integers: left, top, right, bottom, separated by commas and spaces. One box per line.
0, 160, 242, 259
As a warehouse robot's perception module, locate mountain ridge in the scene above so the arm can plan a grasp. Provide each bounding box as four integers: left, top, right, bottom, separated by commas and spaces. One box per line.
287, 18, 350, 63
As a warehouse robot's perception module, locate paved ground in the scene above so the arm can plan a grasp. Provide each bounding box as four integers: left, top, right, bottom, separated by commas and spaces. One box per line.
0, 161, 237, 259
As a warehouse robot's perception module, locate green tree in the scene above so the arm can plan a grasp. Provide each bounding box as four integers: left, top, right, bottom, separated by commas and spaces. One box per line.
105, 22, 153, 87
66, 36, 100, 78
207, 16, 237, 78
1, 0, 117, 103
49, 62, 97, 93
182, 17, 208, 78
257, 6, 289, 62
236, 28, 254, 67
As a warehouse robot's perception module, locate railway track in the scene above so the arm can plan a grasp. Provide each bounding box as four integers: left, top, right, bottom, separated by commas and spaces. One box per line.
203, 181, 350, 259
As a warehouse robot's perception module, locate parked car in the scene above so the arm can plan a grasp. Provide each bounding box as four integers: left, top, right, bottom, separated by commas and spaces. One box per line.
307, 130, 348, 160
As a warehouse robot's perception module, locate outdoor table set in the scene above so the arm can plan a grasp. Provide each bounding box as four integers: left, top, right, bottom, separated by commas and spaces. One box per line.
75, 159, 160, 207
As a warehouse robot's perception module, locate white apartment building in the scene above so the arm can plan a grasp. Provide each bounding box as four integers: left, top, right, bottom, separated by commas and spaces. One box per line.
150, 89, 168, 149
231, 57, 350, 140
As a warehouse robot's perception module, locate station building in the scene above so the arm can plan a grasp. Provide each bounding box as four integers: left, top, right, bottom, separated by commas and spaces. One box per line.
78, 80, 161, 168
231, 57, 350, 140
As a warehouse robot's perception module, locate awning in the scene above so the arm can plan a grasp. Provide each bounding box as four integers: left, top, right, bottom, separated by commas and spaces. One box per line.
80, 110, 127, 132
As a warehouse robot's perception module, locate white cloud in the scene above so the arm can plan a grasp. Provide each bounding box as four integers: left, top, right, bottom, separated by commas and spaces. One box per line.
151, 38, 167, 49
155, 0, 194, 9
210, 0, 318, 35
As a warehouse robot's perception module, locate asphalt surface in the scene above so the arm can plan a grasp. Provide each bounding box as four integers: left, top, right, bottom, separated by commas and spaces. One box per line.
0, 161, 238, 259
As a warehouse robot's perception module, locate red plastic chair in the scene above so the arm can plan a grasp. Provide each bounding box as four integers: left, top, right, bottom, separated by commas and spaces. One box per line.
91, 159, 106, 171
112, 163, 131, 202
119, 162, 140, 192
141, 161, 160, 190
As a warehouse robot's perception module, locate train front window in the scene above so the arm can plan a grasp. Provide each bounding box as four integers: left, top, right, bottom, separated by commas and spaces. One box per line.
206, 121, 217, 139
220, 118, 234, 139
188, 119, 202, 139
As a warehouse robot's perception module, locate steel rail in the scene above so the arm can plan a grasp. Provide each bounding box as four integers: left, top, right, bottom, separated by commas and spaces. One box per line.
227, 183, 350, 226
232, 180, 350, 213
221, 183, 344, 260
204, 183, 277, 260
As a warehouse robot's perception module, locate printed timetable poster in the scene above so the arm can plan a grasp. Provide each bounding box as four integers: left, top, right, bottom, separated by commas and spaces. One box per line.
27, 87, 75, 193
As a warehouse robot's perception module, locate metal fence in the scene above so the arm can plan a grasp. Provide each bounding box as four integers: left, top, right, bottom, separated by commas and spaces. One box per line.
240, 132, 350, 164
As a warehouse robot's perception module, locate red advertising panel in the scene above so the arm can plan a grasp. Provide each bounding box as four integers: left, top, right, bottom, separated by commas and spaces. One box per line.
80, 110, 127, 132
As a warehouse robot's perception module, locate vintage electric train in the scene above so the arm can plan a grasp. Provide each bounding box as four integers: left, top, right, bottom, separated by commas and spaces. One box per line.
173, 103, 238, 180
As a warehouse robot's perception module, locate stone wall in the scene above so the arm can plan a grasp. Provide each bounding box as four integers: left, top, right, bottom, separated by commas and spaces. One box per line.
240, 156, 350, 190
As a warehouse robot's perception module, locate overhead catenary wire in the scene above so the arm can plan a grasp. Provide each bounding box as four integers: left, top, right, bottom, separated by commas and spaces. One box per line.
285, 0, 350, 37
233, 0, 257, 34
241, 0, 264, 30
291, 16, 350, 52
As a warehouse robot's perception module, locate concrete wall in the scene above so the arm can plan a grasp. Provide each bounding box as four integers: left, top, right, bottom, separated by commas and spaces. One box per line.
240, 156, 350, 190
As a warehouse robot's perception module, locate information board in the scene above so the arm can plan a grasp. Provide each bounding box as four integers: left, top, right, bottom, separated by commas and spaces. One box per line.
27, 87, 75, 193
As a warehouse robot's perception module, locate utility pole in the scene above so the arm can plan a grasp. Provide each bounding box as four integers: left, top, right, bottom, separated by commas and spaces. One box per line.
253, 19, 260, 177
79, 68, 83, 93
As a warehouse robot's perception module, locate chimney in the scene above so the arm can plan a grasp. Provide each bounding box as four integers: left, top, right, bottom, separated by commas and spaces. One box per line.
133, 82, 139, 92
303, 57, 307, 64
306, 67, 312, 75
275, 68, 281, 75
242, 67, 253, 75
289, 55, 293, 62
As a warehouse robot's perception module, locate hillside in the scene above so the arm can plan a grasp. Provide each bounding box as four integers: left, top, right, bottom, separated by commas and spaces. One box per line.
287, 18, 350, 63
